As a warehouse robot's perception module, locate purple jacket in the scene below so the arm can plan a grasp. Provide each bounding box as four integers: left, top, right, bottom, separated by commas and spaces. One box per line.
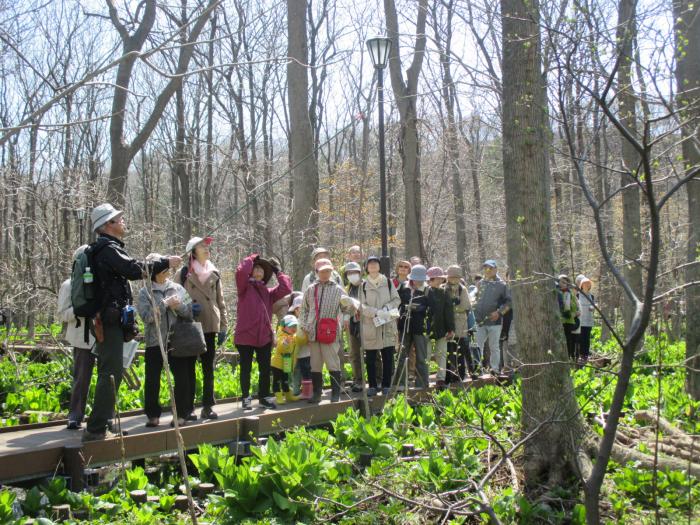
234, 254, 292, 347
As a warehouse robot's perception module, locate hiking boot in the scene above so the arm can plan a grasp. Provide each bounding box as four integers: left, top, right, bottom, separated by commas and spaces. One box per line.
67, 420, 81, 430
330, 371, 342, 402
185, 412, 198, 422
382, 387, 390, 396
309, 372, 323, 404
145, 417, 160, 428
170, 418, 186, 428
259, 397, 277, 410
242, 397, 253, 410
106, 421, 129, 436
81, 429, 119, 442
201, 407, 218, 420
351, 383, 363, 393
367, 387, 377, 397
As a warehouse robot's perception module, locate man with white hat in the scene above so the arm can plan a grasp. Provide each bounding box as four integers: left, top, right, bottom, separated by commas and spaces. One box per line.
56, 245, 96, 430
82, 203, 182, 441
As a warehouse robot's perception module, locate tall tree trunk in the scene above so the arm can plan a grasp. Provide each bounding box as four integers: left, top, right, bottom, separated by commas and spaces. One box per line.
673, 0, 700, 399
384, 0, 428, 261
288, 0, 318, 286
501, 0, 584, 492
433, 0, 468, 270
616, 0, 643, 335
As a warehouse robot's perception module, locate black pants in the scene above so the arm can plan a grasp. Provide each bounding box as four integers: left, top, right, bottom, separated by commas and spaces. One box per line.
200, 332, 217, 408
579, 326, 592, 359
563, 323, 578, 360
144, 346, 164, 418
86, 322, 124, 434
271, 366, 289, 392
169, 354, 197, 418
238, 343, 272, 400
366, 346, 394, 389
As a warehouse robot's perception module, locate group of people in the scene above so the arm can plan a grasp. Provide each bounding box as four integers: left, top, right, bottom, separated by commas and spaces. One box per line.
557, 273, 596, 363
57, 202, 594, 441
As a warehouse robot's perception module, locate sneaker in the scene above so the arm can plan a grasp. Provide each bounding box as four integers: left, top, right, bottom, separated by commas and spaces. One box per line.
351, 384, 363, 393
367, 387, 377, 397
67, 420, 81, 430
259, 398, 277, 410
242, 397, 252, 410
145, 417, 160, 428
201, 407, 218, 420
185, 412, 198, 422
382, 387, 390, 395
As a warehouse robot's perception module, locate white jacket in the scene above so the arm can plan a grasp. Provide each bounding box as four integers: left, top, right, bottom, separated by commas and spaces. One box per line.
56, 279, 95, 349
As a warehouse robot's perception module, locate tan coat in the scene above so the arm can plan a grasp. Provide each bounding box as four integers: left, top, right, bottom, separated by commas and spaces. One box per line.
442, 282, 471, 338
175, 268, 228, 334
359, 275, 401, 350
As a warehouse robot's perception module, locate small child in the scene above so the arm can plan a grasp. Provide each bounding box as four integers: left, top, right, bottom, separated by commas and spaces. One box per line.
287, 295, 313, 398
271, 315, 302, 405
426, 267, 455, 389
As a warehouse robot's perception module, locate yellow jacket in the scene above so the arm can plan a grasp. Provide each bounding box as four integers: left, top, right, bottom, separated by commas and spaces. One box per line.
271, 327, 307, 370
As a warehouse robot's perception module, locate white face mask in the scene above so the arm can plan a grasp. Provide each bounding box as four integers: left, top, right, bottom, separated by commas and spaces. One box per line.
348, 273, 362, 285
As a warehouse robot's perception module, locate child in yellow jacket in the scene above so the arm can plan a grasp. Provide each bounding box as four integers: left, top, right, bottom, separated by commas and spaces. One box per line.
271, 315, 305, 404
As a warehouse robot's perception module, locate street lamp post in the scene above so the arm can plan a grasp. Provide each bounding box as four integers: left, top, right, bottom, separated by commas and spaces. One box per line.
76, 208, 86, 245
366, 36, 392, 278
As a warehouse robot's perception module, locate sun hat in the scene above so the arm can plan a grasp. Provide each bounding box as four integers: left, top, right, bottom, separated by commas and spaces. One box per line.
289, 295, 304, 313
185, 236, 213, 253
344, 261, 362, 274
311, 247, 330, 259
408, 264, 427, 281
426, 266, 447, 280
364, 255, 381, 270
315, 258, 333, 272
446, 265, 463, 279
91, 203, 122, 232
281, 314, 298, 328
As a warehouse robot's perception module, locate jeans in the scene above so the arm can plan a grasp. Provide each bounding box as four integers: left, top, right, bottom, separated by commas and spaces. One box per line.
291, 357, 311, 394
68, 347, 95, 422
86, 322, 124, 434
238, 343, 272, 400
476, 324, 502, 373
200, 332, 217, 408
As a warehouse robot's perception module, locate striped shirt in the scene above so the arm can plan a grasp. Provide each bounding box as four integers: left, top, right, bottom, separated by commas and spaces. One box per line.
299, 280, 353, 342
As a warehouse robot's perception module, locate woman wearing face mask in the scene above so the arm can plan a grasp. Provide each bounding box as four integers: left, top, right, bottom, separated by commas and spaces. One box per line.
396, 265, 431, 389
343, 262, 365, 392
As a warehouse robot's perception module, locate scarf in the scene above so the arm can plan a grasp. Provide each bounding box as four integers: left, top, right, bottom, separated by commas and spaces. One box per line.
192, 259, 217, 284
367, 274, 383, 286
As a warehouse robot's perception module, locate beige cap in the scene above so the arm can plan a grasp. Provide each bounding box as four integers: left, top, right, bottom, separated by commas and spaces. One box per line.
315, 258, 333, 272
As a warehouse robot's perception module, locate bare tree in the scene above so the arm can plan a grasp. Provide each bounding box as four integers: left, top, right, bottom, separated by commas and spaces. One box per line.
384, 0, 428, 261
288, 0, 319, 285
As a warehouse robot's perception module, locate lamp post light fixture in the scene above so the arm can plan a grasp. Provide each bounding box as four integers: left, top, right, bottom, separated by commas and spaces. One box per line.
366, 36, 392, 278
75, 208, 87, 244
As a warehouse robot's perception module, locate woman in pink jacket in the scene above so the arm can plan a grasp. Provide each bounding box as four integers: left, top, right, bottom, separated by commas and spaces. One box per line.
235, 254, 292, 409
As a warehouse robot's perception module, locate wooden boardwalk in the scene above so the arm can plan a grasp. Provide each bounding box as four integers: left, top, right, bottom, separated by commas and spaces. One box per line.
0, 376, 503, 487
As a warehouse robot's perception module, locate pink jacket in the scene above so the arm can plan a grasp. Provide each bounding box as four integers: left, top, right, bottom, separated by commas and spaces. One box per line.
234, 254, 292, 347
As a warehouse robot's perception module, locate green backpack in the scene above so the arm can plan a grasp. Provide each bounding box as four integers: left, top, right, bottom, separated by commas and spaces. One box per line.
70, 241, 107, 318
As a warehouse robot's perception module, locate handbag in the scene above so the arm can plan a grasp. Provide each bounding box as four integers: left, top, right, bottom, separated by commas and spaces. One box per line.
167, 310, 207, 358
314, 285, 337, 344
